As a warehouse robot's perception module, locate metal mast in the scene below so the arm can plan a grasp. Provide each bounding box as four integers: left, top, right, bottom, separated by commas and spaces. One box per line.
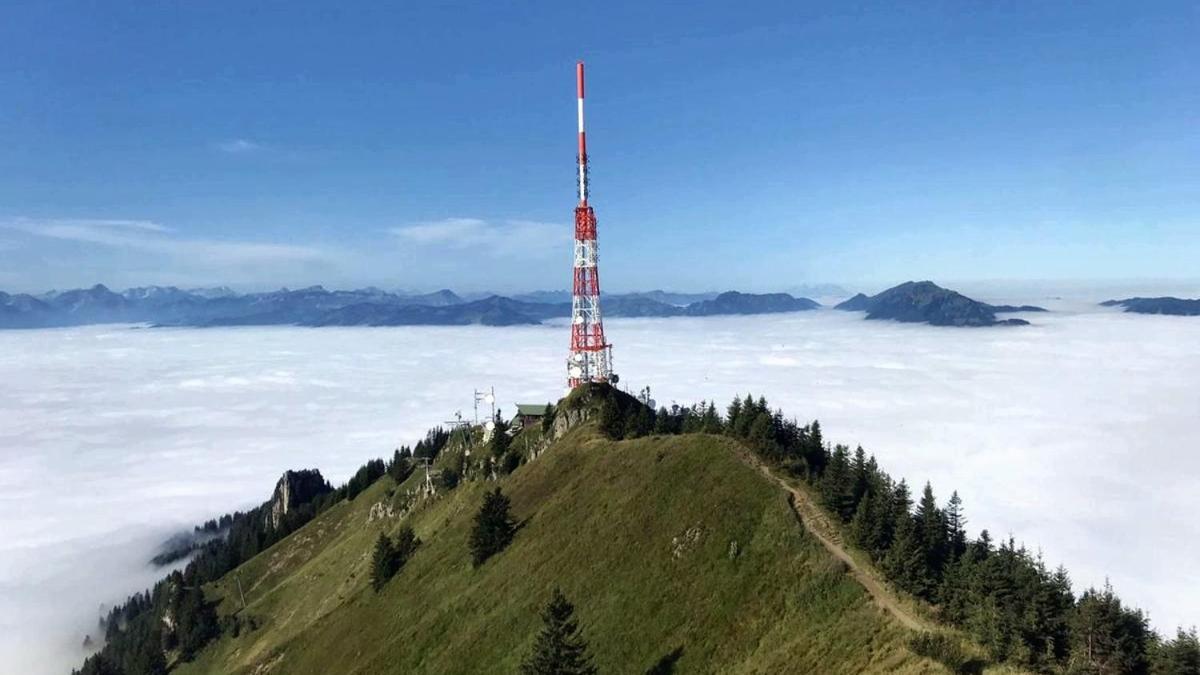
567, 61, 614, 389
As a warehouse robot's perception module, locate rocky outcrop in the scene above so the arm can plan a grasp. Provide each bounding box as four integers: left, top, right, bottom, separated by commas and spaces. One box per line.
266, 470, 332, 530
551, 406, 593, 440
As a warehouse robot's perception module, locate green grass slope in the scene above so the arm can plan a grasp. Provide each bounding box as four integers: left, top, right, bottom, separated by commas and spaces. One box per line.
178, 427, 946, 674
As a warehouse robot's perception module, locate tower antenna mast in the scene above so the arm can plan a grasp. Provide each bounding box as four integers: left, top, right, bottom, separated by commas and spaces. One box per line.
567, 61, 615, 388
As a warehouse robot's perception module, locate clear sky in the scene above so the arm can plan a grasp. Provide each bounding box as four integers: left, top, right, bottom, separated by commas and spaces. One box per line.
0, 1, 1197, 293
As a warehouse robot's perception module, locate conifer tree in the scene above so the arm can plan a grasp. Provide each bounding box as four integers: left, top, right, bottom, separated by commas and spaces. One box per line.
945, 491, 967, 561
469, 487, 517, 567
883, 509, 929, 598
599, 390, 623, 439
748, 412, 777, 460
701, 402, 722, 433
916, 482, 947, 578
851, 446, 869, 507
394, 524, 420, 567
489, 412, 511, 458
388, 447, 413, 484
725, 397, 743, 435
804, 420, 826, 477
849, 491, 882, 555
521, 588, 598, 675
541, 404, 555, 434
174, 585, 218, 659
1070, 582, 1152, 674
820, 445, 854, 520
1153, 628, 1200, 674
733, 394, 755, 437
370, 531, 398, 592
624, 404, 653, 438
654, 407, 671, 435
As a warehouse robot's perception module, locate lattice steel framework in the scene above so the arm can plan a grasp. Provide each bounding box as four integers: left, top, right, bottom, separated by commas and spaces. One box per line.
567, 61, 614, 388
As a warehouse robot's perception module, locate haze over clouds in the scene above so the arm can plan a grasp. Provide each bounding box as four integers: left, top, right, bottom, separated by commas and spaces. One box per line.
1, 301, 1198, 673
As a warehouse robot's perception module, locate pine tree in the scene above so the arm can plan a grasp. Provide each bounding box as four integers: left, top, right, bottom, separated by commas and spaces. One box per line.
851, 446, 869, 508
945, 491, 967, 561
916, 482, 947, 580
883, 509, 929, 598
804, 420, 826, 477
820, 445, 854, 521
725, 397, 743, 435
599, 390, 623, 439
733, 394, 755, 438
541, 404, 555, 434
388, 447, 413, 484
394, 525, 420, 568
748, 412, 777, 460
1153, 628, 1200, 674
653, 407, 671, 435
849, 491, 881, 555
701, 402, 722, 433
489, 412, 511, 458
175, 585, 218, 659
521, 588, 598, 675
370, 531, 398, 592
625, 403, 654, 438
882, 479, 930, 597
469, 487, 517, 567
1070, 582, 1152, 675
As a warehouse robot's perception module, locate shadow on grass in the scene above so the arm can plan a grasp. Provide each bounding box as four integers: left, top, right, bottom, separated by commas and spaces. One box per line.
515, 514, 534, 534
644, 646, 684, 674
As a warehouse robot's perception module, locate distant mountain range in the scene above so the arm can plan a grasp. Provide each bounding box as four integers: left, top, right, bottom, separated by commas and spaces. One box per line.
835, 281, 1045, 327
0, 285, 824, 329
1101, 297, 1200, 316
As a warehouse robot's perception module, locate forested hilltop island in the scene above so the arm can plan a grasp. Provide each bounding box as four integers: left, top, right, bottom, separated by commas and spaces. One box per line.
0, 284, 822, 329
836, 281, 1046, 327
77, 385, 1198, 675
1101, 297, 1200, 316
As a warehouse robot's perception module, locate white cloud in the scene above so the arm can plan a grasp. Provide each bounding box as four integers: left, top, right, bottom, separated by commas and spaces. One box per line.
391, 217, 570, 258
215, 138, 262, 154
1, 217, 331, 267
1, 304, 1198, 672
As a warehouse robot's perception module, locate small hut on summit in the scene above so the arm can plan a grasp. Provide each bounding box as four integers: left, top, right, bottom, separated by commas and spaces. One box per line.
511, 403, 550, 430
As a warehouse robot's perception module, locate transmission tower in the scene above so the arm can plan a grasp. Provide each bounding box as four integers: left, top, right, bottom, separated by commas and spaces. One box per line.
567, 61, 616, 388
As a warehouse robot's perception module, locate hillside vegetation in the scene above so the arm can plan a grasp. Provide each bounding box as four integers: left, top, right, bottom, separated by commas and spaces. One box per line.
79, 385, 1199, 674
175, 426, 942, 674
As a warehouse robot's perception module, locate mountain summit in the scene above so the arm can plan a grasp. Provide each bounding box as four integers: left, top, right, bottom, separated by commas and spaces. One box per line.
835, 281, 1042, 327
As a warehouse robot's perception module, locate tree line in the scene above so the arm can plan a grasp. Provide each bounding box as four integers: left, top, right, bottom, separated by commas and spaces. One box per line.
73, 441, 430, 675
597, 390, 1199, 674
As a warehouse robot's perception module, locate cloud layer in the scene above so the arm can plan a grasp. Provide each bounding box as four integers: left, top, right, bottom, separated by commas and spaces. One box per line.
391, 218, 569, 258
0, 304, 1197, 672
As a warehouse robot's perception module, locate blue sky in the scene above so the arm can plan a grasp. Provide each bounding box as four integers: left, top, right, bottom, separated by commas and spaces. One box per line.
0, 1, 1197, 293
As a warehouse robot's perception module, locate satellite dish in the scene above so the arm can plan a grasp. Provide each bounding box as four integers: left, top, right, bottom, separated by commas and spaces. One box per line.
573, 315, 584, 324
568, 366, 583, 377
485, 420, 496, 432
571, 353, 584, 363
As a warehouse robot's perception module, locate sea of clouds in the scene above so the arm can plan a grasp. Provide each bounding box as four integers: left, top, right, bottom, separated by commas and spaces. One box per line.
1, 297, 1198, 673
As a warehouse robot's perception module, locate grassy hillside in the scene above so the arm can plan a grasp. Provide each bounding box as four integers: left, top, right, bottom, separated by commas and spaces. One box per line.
176, 425, 949, 674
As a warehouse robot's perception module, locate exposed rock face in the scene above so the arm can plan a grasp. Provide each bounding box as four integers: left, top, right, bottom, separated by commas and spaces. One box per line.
267, 469, 332, 530
551, 406, 592, 440
367, 500, 397, 523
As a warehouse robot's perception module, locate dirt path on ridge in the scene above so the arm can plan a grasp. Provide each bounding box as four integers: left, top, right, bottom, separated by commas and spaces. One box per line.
741, 452, 929, 632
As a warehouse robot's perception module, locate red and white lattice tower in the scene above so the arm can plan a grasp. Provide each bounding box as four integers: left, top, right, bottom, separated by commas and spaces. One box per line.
567, 61, 615, 388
